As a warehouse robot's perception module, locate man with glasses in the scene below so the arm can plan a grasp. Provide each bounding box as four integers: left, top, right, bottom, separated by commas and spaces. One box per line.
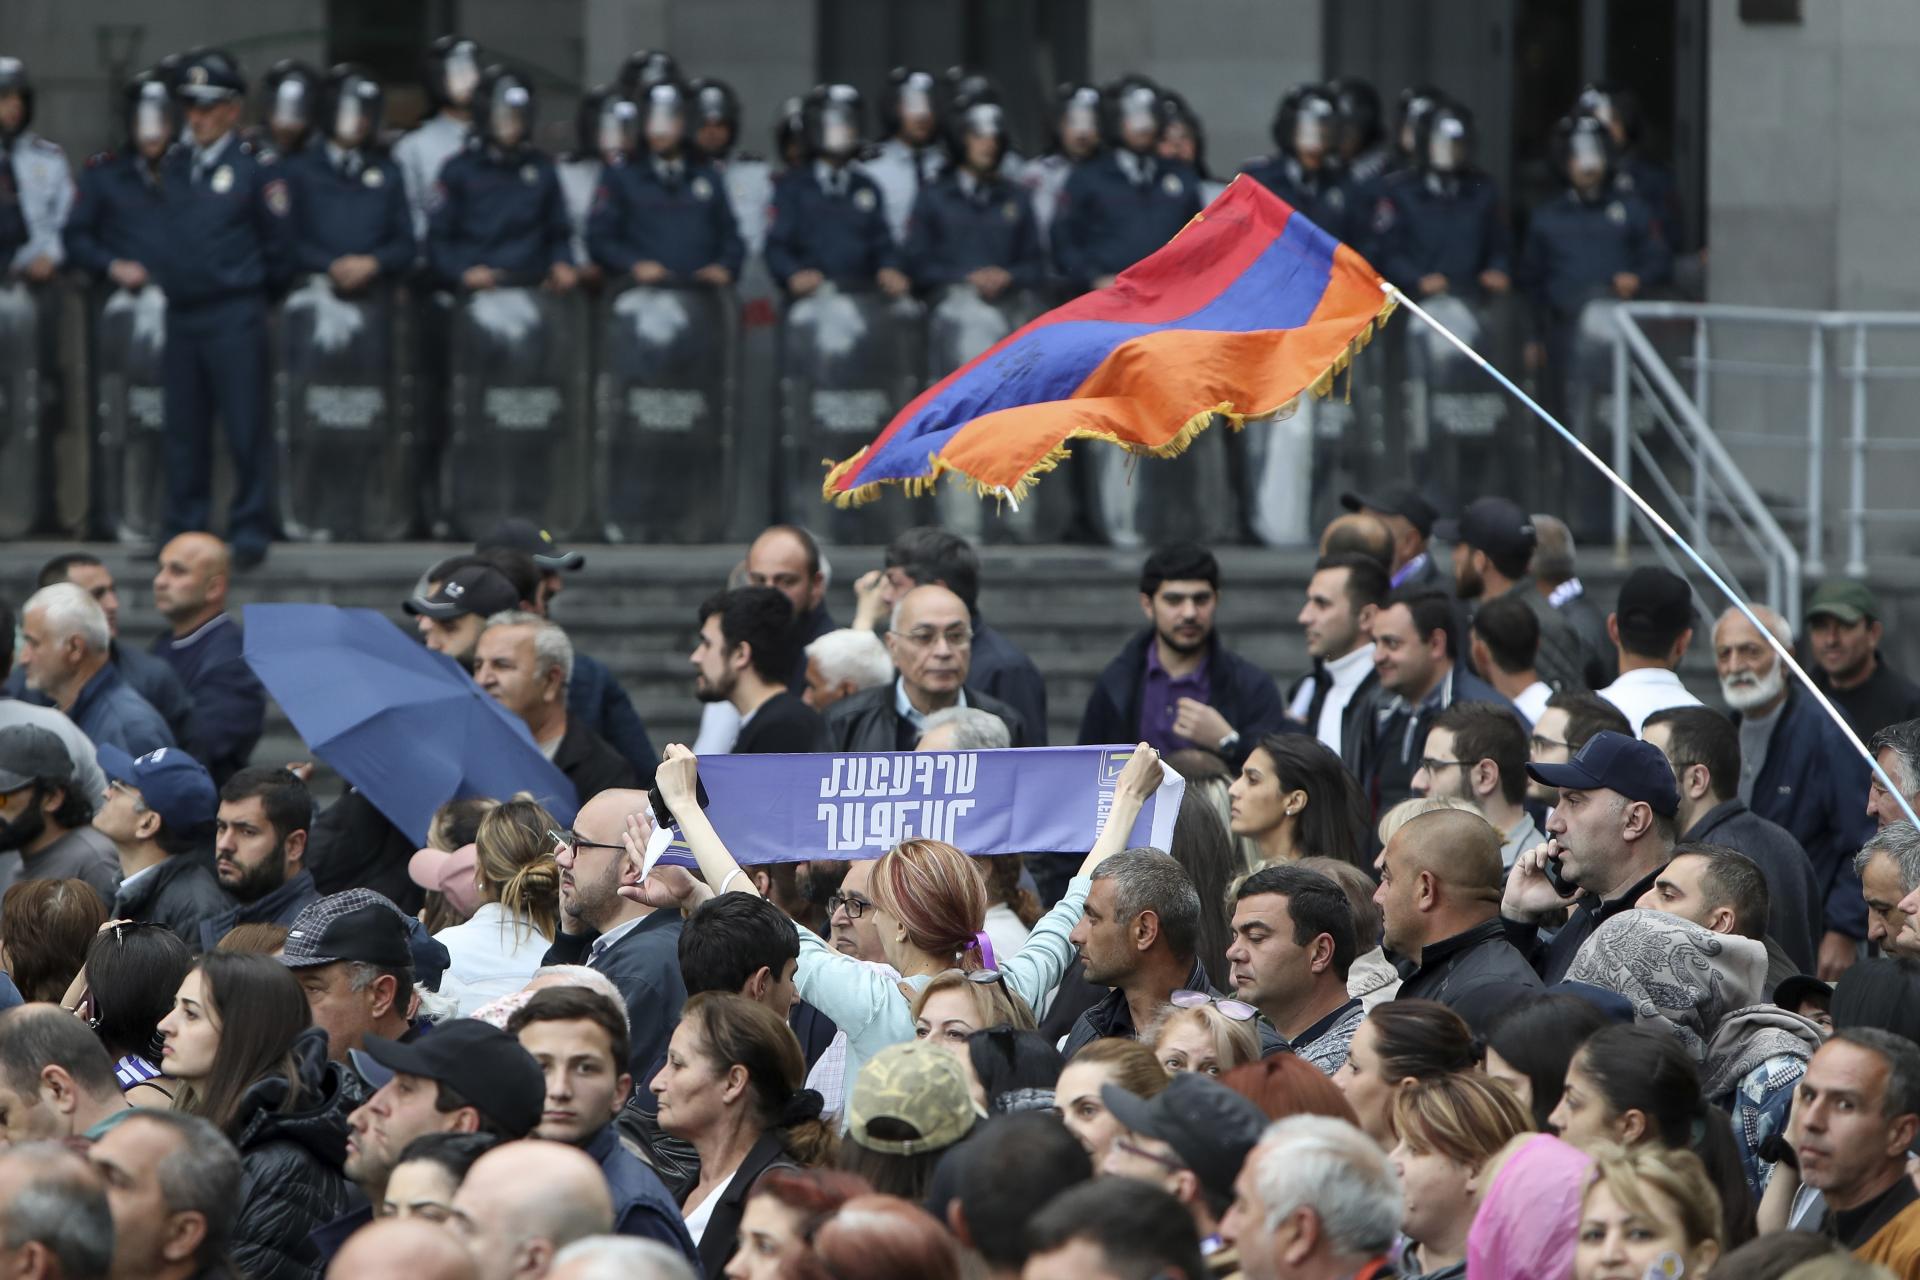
1411, 701, 1541, 868
1225, 864, 1366, 1074
822, 584, 1027, 752
91, 745, 230, 941
1375, 808, 1539, 1010
1525, 690, 1630, 809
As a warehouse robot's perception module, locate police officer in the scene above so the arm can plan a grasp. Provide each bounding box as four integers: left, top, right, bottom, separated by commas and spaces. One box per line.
154, 49, 291, 568
616, 49, 681, 100
1051, 78, 1200, 293
281, 65, 414, 292
857, 67, 946, 246
1242, 84, 1356, 242
764, 85, 907, 299
1372, 99, 1510, 303
63, 76, 175, 291
773, 94, 808, 172
426, 66, 576, 294
587, 80, 743, 287
1156, 91, 1225, 203
1331, 77, 1393, 192
0, 57, 72, 285
1020, 81, 1102, 249
257, 59, 321, 155
559, 86, 637, 272
903, 99, 1044, 299
689, 76, 775, 260
394, 36, 480, 243
1575, 82, 1684, 250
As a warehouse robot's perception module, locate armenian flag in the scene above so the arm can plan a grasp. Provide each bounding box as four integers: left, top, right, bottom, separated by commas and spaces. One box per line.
823, 174, 1394, 507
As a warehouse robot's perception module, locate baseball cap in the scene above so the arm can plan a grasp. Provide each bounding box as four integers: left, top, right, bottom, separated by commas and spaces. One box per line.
358, 1022, 546, 1138
1805, 579, 1880, 626
1525, 730, 1679, 817
1100, 1073, 1269, 1207
1615, 567, 1694, 635
0, 725, 74, 792
1433, 497, 1536, 566
1340, 487, 1436, 538
476, 518, 586, 572
96, 745, 218, 833
404, 564, 521, 621
847, 1041, 978, 1156
408, 843, 482, 918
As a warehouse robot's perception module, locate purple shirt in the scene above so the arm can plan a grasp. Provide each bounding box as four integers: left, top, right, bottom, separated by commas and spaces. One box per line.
1139, 640, 1210, 753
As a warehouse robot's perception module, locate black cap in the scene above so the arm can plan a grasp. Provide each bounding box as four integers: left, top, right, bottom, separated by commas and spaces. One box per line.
176, 50, 246, 103
404, 564, 521, 620
1432, 496, 1536, 565
1525, 729, 1680, 817
361, 1022, 546, 1138
1101, 1074, 1268, 1207
1615, 567, 1694, 636
0, 725, 74, 791
476, 518, 585, 572
1773, 974, 1833, 1013
1340, 487, 1436, 538
281, 890, 415, 970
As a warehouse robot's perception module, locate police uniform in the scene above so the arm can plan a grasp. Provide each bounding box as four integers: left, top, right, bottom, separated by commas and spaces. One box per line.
4, 130, 71, 273
763, 161, 898, 288
63, 149, 172, 277
1017, 151, 1078, 249
586, 152, 744, 280
1050, 149, 1201, 290
153, 131, 291, 557
857, 135, 948, 245
393, 113, 469, 244
1613, 153, 1683, 250
426, 140, 572, 288
1240, 154, 1356, 243
1519, 185, 1670, 352
1372, 169, 1511, 298
281, 143, 414, 278
902, 168, 1045, 293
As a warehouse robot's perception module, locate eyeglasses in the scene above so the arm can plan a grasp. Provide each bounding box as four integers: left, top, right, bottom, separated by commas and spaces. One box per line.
1416, 758, 1470, 776
827, 892, 873, 920
547, 828, 625, 856
1170, 989, 1259, 1022
1113, 1135, 1189, 1174
889, 626, 973, 650
1530, 734, 1570, 754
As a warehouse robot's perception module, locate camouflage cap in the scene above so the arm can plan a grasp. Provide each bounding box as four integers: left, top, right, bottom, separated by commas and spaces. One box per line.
847, 1041, 978, 1156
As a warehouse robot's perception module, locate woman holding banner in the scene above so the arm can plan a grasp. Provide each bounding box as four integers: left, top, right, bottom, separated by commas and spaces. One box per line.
628, 741, 1167, 1098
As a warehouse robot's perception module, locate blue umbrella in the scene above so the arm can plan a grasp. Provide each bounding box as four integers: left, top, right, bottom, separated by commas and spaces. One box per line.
241, 603, 577, 845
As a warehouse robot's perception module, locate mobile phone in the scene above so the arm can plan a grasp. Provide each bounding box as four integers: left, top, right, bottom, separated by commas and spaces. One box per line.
649, 775, 709, 832
1540, 840, 1580, 898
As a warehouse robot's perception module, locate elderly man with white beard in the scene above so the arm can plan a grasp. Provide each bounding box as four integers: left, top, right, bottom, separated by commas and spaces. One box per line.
1713, 606, 1877, 980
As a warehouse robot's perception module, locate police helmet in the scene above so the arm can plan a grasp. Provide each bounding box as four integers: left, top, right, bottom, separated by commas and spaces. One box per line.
946, 99, 1009, 169
882, 66, 940, 139
944, 67, 1002, 116
0, 57, 34, 133
1552, 113, 1615, 183
1414, 100, 1474, 176
773, 94, 807, 164
474, 66, 536, 151
1101, 75, 1162, 149
1155, 90, 1209, 177
1575, 81, 1642, 147
802, 83, 865, 161
617, 49, 680, 99
574, 85, 638, 161
1394, 84, 1445, 155
1050, 81, 1102, 153
122, 74, 178, 150
639, 79, 689, 150
1271, 83, 1339, 161
176, 49, 246, 106
688, 76, 741, 156
261, 60, 322, 136
1329, 76, 1382, 157
424, 36, 482, 111
321, 63, 385, 149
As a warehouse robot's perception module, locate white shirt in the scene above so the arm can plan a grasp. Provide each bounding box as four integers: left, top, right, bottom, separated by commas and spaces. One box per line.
394, 113, 470, 242
693, 700, 743, 755
1514, 680, 1553, 727
1597, 668, 1703, 734
435, 902, 554, 1017
683, 1168, 738, 1245
1315, 643, 1377, 757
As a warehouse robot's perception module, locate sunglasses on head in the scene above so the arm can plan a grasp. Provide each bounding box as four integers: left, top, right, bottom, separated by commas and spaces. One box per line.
1170, 989, 1259, 1022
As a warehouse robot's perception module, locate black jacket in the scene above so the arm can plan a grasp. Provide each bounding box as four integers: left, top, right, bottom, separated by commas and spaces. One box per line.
227, 1029, 361, 1280
554, 715, 640, 801
968, 619, 1051, 747
197, 869, 322, 953
1506, 862, 1666, 985
305, 788, 423, 914
113, 855, 234, 944
1062, 956, 1214, 1060
1685, 798, 1822, 974
1395, 918, 1542, 1007
733, 692, 832, 755
1077, 629, 1291, 769
692, 1130, 799, 1278
1349, 666, 1519, 817
824, 683, 1028, 754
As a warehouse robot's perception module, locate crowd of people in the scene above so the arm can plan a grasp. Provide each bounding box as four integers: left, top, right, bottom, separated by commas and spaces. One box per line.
0, 485, 1916, 1280
0, 44, 1683, 558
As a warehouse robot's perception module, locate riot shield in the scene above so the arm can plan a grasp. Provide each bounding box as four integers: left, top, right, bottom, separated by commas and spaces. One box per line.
274, 277, 413, 541
1558, 297, 1634, 541
1082, 415, 1239, 550
1232, 346, 1388, 546
925, 285, 1077, 544
1401, 293, 1526, 511
442, 287, 590, 542
595, 284, 738, 543
0, 284, 42, 537
91, 286, 169, 545
777, 285, 925, 543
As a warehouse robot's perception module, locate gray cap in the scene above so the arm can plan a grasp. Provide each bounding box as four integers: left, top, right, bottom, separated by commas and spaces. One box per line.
0, 725, 74, 792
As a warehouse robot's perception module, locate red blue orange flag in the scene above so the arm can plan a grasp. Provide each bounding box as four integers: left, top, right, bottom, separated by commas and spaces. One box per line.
823, 174, 1395, 507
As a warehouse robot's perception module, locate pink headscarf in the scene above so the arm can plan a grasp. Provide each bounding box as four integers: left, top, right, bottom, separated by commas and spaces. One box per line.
1466, 1134, 1593, 1280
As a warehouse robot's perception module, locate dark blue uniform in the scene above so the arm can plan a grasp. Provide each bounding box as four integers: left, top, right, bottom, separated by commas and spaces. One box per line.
281, 145, 415, 277
63, 151, 172, 274
903, 170, 1046, 292
1372, 170, 1511, 298
154, 134, 291, 556
1613, 154, 1683, 251
1051, 150, 1201, 290
1240, 154, 1356, 243
763, 162, 898, 288
1519, 186, 1669, 333
586, 154, 744, 279
426, 143, 572, 288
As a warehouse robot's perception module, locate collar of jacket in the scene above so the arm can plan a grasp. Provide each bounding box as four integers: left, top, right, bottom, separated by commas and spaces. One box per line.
1396, 916, 1511, 981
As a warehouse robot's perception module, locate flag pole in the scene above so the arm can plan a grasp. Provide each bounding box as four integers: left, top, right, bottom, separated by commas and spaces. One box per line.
1382, 281, 1920, 831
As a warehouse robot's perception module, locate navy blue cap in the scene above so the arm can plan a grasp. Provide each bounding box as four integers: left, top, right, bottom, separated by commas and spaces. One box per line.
176, 51, 246, 102
1525, 729, 1679, 817
97, 745, 217, 834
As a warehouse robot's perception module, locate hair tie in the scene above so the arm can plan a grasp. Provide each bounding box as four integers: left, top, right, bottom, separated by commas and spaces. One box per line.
779, 1088, 825, 1127
1468, 1034, 1489, 1066
969, 931, 997, 971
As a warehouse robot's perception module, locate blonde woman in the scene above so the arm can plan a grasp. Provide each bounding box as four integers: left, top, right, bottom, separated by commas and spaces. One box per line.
1573, 1145, 1725, 1280
1389, 1072, 1534, 1280
432, 798, 562, 1016
909, 969, 1036, 1054
1150, 995, 1260, 1078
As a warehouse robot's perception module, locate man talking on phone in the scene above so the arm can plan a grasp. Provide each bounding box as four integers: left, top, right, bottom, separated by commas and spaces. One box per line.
1501, 729, 1678, 983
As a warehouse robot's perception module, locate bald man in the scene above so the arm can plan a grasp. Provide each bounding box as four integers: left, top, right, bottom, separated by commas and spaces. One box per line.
150, 534, 266, 785
1374, 808, 1541, 1007
1711, 605, 1876, 979
742, 525, 835, 693
450, 1141, 614, 1280
1317, 512, 1395, 576
328, 1219, 479, 1280
551, 788, 686, 1095
821, 584, 1027, 753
